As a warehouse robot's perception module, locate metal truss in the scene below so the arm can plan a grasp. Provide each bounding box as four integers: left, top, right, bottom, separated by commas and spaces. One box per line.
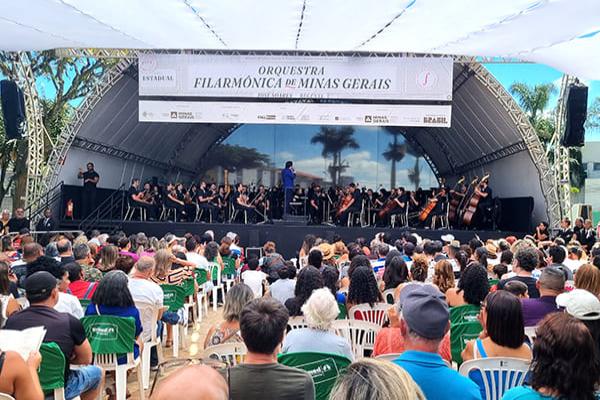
13, 52, 48, 209
469, 62, 561, 227
452, 141, 529, 175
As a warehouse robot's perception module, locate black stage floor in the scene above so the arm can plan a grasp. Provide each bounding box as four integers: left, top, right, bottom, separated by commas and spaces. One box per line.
112, 221, 524, 259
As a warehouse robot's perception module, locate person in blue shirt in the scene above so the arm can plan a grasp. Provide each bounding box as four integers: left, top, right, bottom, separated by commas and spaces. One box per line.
281, 161, 295, 215
393, 284, 482, 400
85, 270, 143, 364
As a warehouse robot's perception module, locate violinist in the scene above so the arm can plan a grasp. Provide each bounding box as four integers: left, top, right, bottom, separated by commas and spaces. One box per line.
252, 184, 270, 222
165, 183, 186, 221
428, 187, 448, 227
308, 185, 324, 225
474, 179, 493, 229
197, 181, 218, 222
127, 179, 157, 220
233, 183, 256, 223
389, 187, 408, 221
337, 183, 361, 226
214, 185, 228, 222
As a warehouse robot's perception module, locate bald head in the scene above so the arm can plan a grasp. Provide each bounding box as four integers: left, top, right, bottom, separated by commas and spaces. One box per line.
135, 256, 156, 275
23, 243, 43, 262
151, 365, 227, 400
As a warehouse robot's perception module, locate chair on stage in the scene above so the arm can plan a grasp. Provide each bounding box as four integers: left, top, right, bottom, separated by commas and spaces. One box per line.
391, 207, 409, 228
431, 201, 450, 229
229, 208, 248, 224
160, 207, 177, 222
124, 203, 146, 221
194, 205, 213, 223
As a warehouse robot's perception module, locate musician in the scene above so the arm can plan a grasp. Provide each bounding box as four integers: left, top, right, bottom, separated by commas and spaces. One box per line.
364, 188, 380, 226
428, 187, 448, 227
390, 187, 408, 218
215, 185, 228, 222
474, 179, 493, 229
197, 181, 218, 222
252, 184, 270, 222
281, 161, 296, 215
164, 183, 186, 220
127, 178, 157, 220
337, 183, 361, 226
233, 183, 256, 223
308, 185, 324, 225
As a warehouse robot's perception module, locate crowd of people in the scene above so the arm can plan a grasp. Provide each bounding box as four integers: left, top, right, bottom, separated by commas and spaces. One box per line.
1, 223, 600, 399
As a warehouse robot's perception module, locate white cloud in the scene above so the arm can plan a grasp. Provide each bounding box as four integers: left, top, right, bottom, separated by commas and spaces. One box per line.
276, 151, 295, 160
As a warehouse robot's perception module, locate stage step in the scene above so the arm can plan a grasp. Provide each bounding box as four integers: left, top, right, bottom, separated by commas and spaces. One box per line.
277, 215, 308, 226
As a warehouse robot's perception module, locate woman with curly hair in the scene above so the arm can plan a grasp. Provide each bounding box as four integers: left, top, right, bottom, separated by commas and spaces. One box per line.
284, 266, 323, 316
409, 254, 428, 282
432, 259, 455, 294
503, 312, 600, 400
346, 266, 383, 310
446, 263, 489, 307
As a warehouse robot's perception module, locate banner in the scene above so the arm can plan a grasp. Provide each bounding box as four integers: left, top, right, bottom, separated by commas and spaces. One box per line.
138, 54, 453, 101
139, 100, 452, 127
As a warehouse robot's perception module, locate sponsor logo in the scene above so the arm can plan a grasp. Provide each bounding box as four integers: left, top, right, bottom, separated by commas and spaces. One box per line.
423, 115, 448, 124
417, 70, 438, 89
170, 112, 177, 119
364, 115, 389, 124
169, 111, 194, 120
257, 114, 276, 120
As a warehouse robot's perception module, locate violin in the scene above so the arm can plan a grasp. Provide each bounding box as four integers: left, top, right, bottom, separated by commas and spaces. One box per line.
336, 192, 353, 218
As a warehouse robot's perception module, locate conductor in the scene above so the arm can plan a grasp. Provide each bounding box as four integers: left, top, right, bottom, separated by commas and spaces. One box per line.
78, 162, 99, 218
281, 161, 296, 216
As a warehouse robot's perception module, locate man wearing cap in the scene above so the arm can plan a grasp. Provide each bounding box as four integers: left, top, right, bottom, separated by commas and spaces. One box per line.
557, 288, 600, 321
5, 272, 103, 400
521, 266, 564, 327
394, 284, 481, 400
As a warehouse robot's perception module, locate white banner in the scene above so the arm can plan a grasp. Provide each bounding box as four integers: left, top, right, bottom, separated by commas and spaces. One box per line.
139, 100, 451, 127
138, 54, 453, 101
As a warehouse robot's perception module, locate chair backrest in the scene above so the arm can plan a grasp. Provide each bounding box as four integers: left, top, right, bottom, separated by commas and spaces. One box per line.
374, 353, 402, 362
202, 342, 247, 366
278, 352, 352, 400
81, 315, 136, 355
382, 289, 395, 305
79, 298, 91, 310
221, 257, 237, 278
195, 268, 208, 286
349, 303, 390, 326
449, 304, 481, 325
337, 302, 347, 320
209, 262, 222, 285
160, 284, 186, 312
287, 316, 308, 331
181, 278, 196, 298
524, 326, 537, 345
0, 393, 15, 400
450, 321, 483, 365
39, 342, 66, 392
459, 357, 531, 400
331, 319, 381, 359
135, 301, 160, 343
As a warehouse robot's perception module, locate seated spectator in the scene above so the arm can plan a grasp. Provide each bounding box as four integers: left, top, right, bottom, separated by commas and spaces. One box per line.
498, 247, 540, 298
114, 255, 135, 275
382, 255, 409, 292
564, 246, 584, 273
226, 298, 315, 400
330, 358, 425, 400
547, 244, 573, 281
0, 261, 20, 324
204, 283, 254, 348
409, 254, 428, 283
151, 249, 192, 285
97, 244, 119, 273
445, 263, 489, 307
503, 280, 529, 298
393, 284, 481, 399
268, 262, 296, 304
84, 270, 143, 364
503, 313, 600, 400
346, 266, 383, 311
574, 263, 600, 297
0, 347, 43, 400
241, 257, 268, 298
321, 265, 339, 296
462, 291, 532, 397
152, 365, 228, 400
57, 238, 75, 265
282, 288, 353, 360
556, 288, 600, 357
11, 242, 44, 288
307, 248, 323, 270
5, 272, 104, 400
118, 237, 139, 262
285, 266, 323, 317
521, 266, 564, 327
64, 262, 98, 300
74, 243, 102, 282
185, 237, 209, 270
433, 259, 455, 294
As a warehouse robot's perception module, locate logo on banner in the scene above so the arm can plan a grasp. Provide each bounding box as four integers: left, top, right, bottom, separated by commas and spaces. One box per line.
423, 115, 448, 125
417, 70, 438, 89
364, 115, 390, 124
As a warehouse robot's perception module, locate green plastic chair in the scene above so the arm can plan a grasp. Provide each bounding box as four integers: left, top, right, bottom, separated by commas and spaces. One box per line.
39, 342, 70, 400
181, 278, 197, 326
79, 298, 91, 310
195, 268, 208, 286
488, 279, 500, 287
221, 256, 237, 291
278, 352, 352, 400
81, 315, 144, 400
450, 320, 483, 365
337, 302, 347, 320
450, 304, 481, 326
160, 284, 187, 358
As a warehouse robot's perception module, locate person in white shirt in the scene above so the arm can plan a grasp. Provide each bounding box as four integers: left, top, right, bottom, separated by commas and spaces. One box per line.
55, 291, 84, 319
268, 263, 296, 304
185, 237, 209, 270
128, 256, 164, 315
563, 246, 584, 274
241, 257, 267, 298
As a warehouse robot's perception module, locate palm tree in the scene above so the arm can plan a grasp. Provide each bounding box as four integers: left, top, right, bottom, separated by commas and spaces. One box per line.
509, 82, 557, 145
383, 128, 407, 189
310, 126, 359, 186
408, 154, 422, 191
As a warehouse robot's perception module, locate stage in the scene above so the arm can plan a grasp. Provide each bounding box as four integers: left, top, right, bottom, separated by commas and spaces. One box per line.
73, 220, 525, 259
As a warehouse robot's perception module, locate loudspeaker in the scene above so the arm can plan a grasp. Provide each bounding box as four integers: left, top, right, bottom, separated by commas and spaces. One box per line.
496, 197, 534, 233
0, 80, 26, 140
561, 84, 588, 147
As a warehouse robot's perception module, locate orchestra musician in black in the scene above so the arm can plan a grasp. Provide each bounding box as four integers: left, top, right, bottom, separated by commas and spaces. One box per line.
308, 184, 324, 225
197, 181, 218, 222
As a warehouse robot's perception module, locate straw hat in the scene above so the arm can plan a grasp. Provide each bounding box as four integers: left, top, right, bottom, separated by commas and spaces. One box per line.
318, 243, 334, 260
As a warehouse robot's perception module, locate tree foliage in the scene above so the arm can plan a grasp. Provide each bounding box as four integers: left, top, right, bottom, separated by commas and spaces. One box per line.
202, 144, 270, 172
311, 126, 359, 186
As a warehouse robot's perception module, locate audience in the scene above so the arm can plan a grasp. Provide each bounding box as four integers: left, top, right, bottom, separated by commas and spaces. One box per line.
574, 263, 600, 297
0, 261, 20, 324
521, 266, 564, 326
432, 259, 455, 294
556, 288, 600, 357
445, 263, 489, 307
241, 257, 267, 298
151, 365, 228, 400
73, 243, 102, 282
282, 288, 353, 360
268, 262, 297, 304
0, 347, 43, 400
98, 244, 119, 273
498, 247, 540, 298
64, 261, 98, 300
226, 298, 315, 400
503, 280, 529, 298
204, 283, 254, 348
285, 266, 323, 317
382, 255, 409, 291
346, 266, 384, 311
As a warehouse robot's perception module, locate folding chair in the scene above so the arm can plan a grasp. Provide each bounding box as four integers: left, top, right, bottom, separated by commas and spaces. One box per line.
124, 204, 146, 221
278, 352, 352, 400
39, 342, 81, 400
135, 301, 164, 390
202, 342, 247, 367
459, 357, 531, 400
81, 315, 144, 400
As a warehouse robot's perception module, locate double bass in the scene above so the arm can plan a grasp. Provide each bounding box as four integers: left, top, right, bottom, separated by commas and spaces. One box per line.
461, 174, 490, 226
418, 190, 439, 222
447, 177, 466, 224
377, 190, 397, 219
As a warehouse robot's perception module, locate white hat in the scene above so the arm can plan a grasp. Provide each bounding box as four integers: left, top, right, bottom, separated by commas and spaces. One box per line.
226, 232, 237, 240
412, 234, 423, 245
556, 289, 600, 320
441, 234, 455, 243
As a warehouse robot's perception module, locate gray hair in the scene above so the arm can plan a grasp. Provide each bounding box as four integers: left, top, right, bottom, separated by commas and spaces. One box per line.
223, 284, 254, 322
73, 243, 91, 260
135, 256, 155, 274
301, 288, 339, 330
540, 266, 566, 292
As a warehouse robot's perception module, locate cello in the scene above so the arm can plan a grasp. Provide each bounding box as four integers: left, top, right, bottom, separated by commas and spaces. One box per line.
447, 177, 465, 224
461, 174, 490, 227
335, 187, 353, 218
377, 189, 398, 219
418, 190, 439, 222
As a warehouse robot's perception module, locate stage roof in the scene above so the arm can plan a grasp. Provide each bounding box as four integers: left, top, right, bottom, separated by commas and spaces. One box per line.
2, 0, 599, 79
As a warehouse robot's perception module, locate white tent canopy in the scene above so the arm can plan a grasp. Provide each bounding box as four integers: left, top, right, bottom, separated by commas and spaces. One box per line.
2, 0, 599, 79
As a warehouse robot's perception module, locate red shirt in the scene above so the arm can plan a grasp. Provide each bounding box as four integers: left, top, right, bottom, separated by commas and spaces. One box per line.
68, 280, 98, 299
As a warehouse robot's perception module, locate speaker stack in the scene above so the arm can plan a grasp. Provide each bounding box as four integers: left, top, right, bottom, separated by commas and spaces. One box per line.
561, 83, 588, 147
0, 80, 27, 140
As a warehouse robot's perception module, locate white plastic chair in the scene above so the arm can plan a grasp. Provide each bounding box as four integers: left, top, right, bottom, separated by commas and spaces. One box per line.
331, 319, 381, 359
287, 316, 308, 331
459, 357, 531, 400
210, 262, 225, 312
524, 326, 537, 345
202, 342, 247, 367
135, 301, 164, 390
382, 289, 396, 305
348, 303, 390, 327
0, 393, 15, 400
374, 353, 401, 362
